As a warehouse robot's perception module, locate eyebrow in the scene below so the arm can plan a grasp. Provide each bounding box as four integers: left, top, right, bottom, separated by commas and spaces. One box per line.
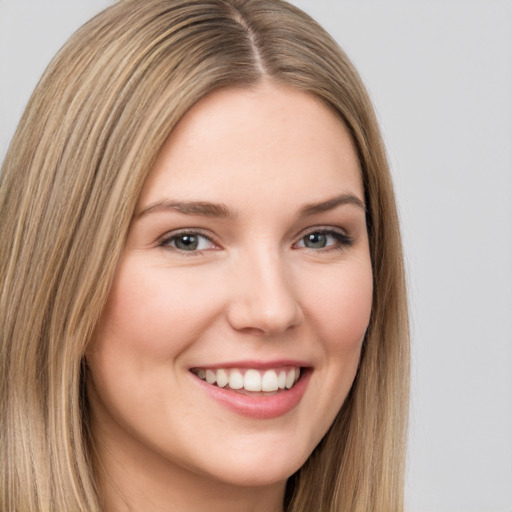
137, 193, 365, 220
299, 193, 366, 216
137, 200, 233, 219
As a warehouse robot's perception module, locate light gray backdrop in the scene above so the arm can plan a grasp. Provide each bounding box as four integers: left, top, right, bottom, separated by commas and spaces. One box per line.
1, 1, 511, 511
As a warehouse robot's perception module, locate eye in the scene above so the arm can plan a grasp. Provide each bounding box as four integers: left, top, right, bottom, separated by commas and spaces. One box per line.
160, 231, 217, 252
295, 229, 352, 250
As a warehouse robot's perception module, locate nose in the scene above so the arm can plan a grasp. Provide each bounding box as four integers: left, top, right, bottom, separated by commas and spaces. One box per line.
226, 248, 304, 336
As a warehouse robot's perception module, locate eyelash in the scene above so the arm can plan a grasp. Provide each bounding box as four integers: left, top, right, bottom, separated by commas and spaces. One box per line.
294, 228, 353, 252
158, 227, 353, 255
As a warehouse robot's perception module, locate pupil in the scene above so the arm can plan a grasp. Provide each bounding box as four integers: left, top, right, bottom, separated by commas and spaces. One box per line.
176, 235, 198, 250
305, 233, 326, 248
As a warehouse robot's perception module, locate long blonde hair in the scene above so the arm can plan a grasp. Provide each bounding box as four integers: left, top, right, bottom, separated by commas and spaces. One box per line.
0, 1, 409, 510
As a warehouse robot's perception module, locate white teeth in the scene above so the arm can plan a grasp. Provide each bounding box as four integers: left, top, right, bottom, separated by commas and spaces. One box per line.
285, 369, 295, 389
229, 369, 244, 390
277, 370, 286, 389
244, 369, 261, 391
194, 366, 302, 392
261, 369, 279, 392
216, 369, 229, 388
205, 369, 216, 384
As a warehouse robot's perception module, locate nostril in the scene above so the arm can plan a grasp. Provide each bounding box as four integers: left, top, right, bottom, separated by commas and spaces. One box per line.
237, 326, 270, 336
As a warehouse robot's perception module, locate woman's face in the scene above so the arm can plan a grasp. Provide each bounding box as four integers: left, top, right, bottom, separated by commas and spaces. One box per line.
86, 82, 373, 493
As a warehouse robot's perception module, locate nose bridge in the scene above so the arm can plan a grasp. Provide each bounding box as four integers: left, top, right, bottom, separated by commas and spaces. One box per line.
227, 243, 303, 335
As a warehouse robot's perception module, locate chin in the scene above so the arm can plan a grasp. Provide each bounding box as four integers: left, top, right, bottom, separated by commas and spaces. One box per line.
203, 459, 302, 489
188, 435, 313, 489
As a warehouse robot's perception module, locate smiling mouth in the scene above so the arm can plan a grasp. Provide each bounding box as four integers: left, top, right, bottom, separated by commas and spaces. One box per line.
190, 366, 301, 394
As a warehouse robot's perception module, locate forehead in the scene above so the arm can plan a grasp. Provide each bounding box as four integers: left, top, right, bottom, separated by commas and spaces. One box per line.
138, 81, 363, 209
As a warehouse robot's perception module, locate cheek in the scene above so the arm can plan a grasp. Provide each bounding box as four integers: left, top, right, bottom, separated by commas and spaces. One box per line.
302, 259, 373, 352
91, 258, 222, 360
85, 259, 224, 431
290, 259, 373, 448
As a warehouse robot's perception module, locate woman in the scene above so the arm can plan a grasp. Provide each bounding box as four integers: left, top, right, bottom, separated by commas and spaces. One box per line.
0, 1, 409, 511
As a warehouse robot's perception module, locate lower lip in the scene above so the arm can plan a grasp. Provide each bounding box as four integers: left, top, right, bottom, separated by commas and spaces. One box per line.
193, 370, 311, 420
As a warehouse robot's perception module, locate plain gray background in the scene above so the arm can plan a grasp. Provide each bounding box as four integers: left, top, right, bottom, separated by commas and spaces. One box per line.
1, 1, 511, 511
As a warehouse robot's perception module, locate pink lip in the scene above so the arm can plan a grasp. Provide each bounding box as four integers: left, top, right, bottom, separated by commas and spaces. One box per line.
191, 359, 310, 370
191, 366, 311, 420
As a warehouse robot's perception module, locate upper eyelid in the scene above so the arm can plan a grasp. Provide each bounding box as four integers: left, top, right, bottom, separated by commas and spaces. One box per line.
160, 228, 215, 241
295, 225, 349, 238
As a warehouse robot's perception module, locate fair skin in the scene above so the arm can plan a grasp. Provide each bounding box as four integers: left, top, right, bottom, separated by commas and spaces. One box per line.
86, 81, 373, 512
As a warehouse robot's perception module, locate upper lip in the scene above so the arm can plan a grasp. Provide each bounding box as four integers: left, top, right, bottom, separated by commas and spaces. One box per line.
189, 359, 311, 370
